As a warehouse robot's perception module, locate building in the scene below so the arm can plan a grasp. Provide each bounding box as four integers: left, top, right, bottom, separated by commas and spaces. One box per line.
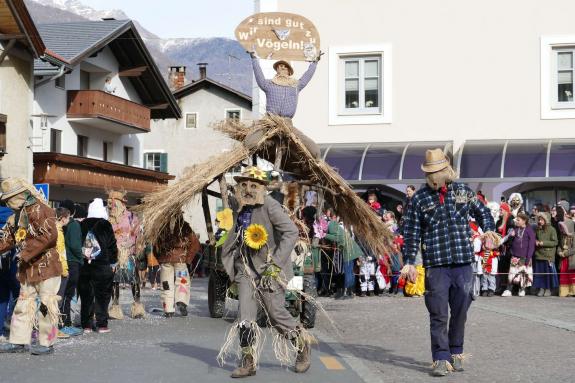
145, 64, 252, 238
255, 0, 575, 210
31, 19, 180, 204
0, 0, 65, 182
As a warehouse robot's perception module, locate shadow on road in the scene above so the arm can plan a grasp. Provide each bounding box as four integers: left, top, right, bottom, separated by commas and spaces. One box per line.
327, 342, 430, 374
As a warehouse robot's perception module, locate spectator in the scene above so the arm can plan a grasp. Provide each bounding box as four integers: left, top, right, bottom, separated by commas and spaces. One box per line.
503, 213, 535, 297
59, 200, 84, 337
405, 185, 416, 201
78, 198, 117, 333
104, 76, 116, 94
533, 212, 558, 297
0, 206, 19, 343
383, 211, 399, 234
54, 207, 70, 339
146, 245, 160, 290
556, 206, 575, 297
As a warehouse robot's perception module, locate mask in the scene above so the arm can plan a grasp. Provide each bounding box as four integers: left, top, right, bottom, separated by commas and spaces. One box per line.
425, 166, 457, 191
6, 192, 28, 211
107, 198, 127, 223
509, 196, 522, 210
486, 202, 500, 223
235, 180, 266, 211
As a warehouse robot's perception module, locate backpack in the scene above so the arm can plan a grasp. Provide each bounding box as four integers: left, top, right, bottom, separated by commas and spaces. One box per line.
82, 230, 102, 263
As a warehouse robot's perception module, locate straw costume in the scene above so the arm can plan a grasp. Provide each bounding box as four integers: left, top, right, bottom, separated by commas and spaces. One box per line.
154, 216, 200, 317
217, 166, 314, 378
107, 191, 144, 319
0, 178, 62, 355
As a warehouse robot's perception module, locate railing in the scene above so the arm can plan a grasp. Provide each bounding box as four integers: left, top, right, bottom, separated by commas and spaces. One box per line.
67, 90, 150, 132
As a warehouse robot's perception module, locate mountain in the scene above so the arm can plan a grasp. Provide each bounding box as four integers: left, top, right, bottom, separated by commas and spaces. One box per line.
24, 0, 251, 95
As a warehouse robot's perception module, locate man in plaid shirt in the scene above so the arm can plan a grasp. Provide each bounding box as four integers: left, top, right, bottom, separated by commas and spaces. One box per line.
402, 149, 495, 377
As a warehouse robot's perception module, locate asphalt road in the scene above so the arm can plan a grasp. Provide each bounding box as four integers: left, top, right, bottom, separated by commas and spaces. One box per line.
2, 279, 574, 383
0, 278, 368, 383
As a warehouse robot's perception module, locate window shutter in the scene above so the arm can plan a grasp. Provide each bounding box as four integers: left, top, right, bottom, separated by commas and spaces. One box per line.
143, 153, 147, 169
160, 153, 168, 173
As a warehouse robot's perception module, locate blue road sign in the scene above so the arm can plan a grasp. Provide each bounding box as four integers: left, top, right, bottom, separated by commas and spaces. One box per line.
34, 183, 49, 201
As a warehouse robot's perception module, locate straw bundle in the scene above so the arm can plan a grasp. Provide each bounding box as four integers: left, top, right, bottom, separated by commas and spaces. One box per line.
140, 114, 393, 255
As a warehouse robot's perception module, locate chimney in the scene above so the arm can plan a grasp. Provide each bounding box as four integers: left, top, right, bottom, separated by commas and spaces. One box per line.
169, 66, 186, 90
197, 63, 208, 80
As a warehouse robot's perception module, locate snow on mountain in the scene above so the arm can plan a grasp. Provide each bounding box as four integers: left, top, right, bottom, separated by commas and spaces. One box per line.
25, 0, 251, 94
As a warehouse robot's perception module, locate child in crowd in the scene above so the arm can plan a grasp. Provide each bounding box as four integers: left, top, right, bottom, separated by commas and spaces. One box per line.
389, 237, 404, 295
470, 221, 483, 297
358, 253, 377, 296
480, 232, 501, 297
55, 208, 70, 339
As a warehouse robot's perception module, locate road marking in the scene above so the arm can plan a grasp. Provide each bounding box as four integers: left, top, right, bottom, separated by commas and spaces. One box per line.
320, 356, 345, 370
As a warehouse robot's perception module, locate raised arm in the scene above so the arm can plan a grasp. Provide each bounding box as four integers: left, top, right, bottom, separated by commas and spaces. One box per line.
251, 57, 271, 92
298, 61, 317, 91
402, 199, 421, 265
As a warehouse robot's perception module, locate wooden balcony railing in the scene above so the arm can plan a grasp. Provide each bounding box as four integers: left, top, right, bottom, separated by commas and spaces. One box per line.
67, 90, 150, 132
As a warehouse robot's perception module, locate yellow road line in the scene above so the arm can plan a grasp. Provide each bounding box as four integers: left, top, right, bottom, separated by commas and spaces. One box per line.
320, 356, 345, 370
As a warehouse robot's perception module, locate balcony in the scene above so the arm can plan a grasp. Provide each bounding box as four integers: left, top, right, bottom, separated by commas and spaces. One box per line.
33, 152, 173, 195
67, 90, 150, 133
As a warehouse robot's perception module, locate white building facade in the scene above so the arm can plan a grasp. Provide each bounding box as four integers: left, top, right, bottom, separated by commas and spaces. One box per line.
255, 0, 575, 209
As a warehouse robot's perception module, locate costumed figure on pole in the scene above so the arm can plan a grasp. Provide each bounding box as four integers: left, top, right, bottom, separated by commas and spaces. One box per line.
107, 191, 144, 319
154, 215, 200, 317
401, 149, 496, 376
217, 167, 314, 378
0, 179, 62, 355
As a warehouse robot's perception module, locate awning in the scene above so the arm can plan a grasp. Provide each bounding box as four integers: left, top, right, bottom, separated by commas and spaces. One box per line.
458, 139, 575, 181
321, 142, 452, 182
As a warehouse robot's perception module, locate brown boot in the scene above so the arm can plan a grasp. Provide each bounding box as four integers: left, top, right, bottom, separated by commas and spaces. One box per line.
294, 341, 311, 373
231, 352, 256, 378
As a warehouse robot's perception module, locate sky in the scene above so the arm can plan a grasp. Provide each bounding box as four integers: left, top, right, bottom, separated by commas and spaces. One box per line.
80, 0, 254, 38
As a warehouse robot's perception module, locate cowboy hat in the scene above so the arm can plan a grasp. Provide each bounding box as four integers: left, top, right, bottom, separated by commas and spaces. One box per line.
421, 149, 450, 173
273, 60, 294, 76
233, 166, 270, 185
0, 178, 31, 200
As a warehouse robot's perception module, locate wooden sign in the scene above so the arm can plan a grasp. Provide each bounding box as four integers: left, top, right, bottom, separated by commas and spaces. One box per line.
235, 12, 320, 62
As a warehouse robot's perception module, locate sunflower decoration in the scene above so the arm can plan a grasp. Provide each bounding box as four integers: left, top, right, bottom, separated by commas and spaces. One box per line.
246, 167, 268, 182
244, 224, 268, 250
216, 208, 233, 231
15, 228, 27, 243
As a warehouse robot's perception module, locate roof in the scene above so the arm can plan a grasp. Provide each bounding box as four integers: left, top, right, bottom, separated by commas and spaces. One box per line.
173, 77, 252, 105
33, 20, 181, 119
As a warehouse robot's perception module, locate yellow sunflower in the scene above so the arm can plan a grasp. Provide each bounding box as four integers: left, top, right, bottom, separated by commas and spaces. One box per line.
244, 224, 268, 250
15, 228, 27, 243
247, 167, 267, 181
216, 208, 233, 231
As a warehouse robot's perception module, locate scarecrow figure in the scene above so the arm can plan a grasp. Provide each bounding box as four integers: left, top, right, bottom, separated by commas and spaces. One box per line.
107, 191, 144, 319
218, 166, 314, 378
246, 50, 322, 159
402, 149, 496, 376
154, 216, 200, 317
0, 179, 62, 355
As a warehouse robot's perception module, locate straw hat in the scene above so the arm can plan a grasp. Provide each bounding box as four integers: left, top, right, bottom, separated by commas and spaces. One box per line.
233, 166, 270, 185
108, 190, 127, 203
421, 149, 450, 173
0, 178, 30, 200
273, 60, 294, 76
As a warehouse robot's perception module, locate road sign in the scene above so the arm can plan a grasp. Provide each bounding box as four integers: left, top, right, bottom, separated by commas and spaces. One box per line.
34, 183, 49, 201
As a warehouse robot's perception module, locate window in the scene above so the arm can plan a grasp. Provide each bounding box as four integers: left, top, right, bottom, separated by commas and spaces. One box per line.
50, 129, 61, 153
55, 75, 65, 90
185, 113, 197, 129
342, 57, 380, 113
329, 44, 392, 125
77, 135, 88, 157
144, 152, 168, 172
541, 36, 575, 119
123, 146, 133, 166
103, 142, 112, 162
226, 109, 241, 121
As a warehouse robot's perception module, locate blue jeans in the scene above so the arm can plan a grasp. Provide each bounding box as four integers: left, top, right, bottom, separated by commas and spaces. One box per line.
0, 252, 20, 336
424, 264, 473, 361
343, 260, 355, 289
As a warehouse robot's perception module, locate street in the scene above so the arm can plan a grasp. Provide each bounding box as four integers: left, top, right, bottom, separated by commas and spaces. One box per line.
2, 278, 574, 383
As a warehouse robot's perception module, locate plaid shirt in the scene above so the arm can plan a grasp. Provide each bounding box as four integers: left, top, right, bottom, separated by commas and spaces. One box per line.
252, 57, 317, 118
403, 182, 495, 268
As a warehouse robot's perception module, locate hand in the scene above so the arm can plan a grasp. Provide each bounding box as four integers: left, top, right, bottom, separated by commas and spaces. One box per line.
247, 44, 258, 58
400, 265, 418, 284
315, 50, 325, 62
